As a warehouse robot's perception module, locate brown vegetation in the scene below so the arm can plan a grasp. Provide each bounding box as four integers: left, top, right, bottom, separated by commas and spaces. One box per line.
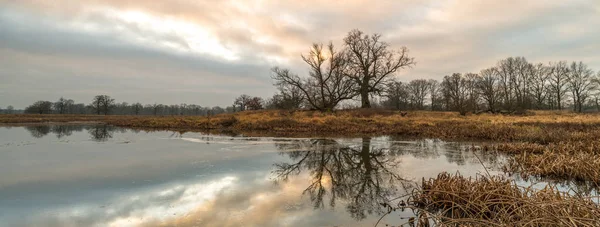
497, 141, 600, 183
399, 172, 600, 226
2, 110, 600, 141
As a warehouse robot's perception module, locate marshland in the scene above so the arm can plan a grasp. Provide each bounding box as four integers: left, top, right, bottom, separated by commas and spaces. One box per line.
3, 1, 600, 226
2, 110, 600, 226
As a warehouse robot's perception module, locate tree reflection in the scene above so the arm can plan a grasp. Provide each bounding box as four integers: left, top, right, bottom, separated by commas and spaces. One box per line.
273, 137, 409, 220
50, 125, 85, 138
25, 125, 51, 138
387, 136, 500, 167
87, 125, 117, 142
24, 124, 122, 141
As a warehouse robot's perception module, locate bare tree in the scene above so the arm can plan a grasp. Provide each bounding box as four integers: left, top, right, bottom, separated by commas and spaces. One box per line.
5, 105, 14, 114
151, 103, 163, 115
25, 101, 53, 114
234, 94, 252, 111
495, 58, 516, 110
464, 73, 481, 112
548, 61, 570, 110
528, 63, 550, 109
428, 79, 441, 111
90, 95, 114, 115
272, 43, 356, 111
343, 29, 415, 108
495, 57, 530, 111
54, 97, 67, 114
383, 81, 409, 110
567, 61, 597, 112
269, 82, 304, 110
513, 57, 532, 110
477, 68, 501, 113
442, 73, 474, 115
246, 97, 264, 110
132, 103, 143, 115
407, 79, 429, 110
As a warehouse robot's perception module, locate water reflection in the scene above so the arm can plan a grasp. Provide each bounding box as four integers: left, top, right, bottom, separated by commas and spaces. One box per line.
6, 126, 591, 227
273, 137, 409, 220
24, 125, 52, 138
387, 136, 502, 168
24, 124, 123, 141
272, 137, 506, 221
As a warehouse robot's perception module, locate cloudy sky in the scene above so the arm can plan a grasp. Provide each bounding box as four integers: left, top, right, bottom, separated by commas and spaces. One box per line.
1, 0, 599, 108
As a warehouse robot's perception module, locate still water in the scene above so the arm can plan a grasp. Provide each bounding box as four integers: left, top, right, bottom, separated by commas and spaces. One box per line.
0, 124, 504, 227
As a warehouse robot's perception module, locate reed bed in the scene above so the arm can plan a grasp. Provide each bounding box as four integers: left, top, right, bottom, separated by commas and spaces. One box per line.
490, 141, 600, 183
506, 151, 600, 184
396, 172, 600, 226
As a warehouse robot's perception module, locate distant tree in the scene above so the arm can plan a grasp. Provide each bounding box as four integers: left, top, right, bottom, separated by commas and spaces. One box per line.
407, 79, 429, 110
25, 101, 53, 114
151, 103, 163, 115
168, 104, 180, 115
495, 57, 531, 111
442, 73, 474, 115
528, 63, 550, 109
567, 61, 597, 112
272, 43, 356, 111
225, 106, 235, 113
464, 73, 481, 112
548, 61, 570, 110
269, 82, 304, 110
113, 102, 129, 115
428, 79, 441, 111
234, 94, 252, 111
246, 97, 264, 110
5, 105, 14, 114
477, 68, 500, 113
71, 103, 88, 114
211, 106, 225, 115
382, 81, 409, 110
90, 95, 115, 115
53, 97, 73, 114
343, 29, 416, 108
132, 103, 143, 115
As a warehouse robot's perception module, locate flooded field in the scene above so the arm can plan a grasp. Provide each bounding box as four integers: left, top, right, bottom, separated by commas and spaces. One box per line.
0, 124, 589, 227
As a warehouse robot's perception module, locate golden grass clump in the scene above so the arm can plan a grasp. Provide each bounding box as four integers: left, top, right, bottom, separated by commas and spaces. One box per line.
408, 172, 600, 226
506, 151, 600, 184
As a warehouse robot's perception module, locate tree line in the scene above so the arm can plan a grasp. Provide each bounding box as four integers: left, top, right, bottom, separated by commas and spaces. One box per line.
19, 95, 236, 116
269, 30, 600, 114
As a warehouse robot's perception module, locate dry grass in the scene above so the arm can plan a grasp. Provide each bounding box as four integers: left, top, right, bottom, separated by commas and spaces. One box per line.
397, 172, 600, 226
486, 141, 600, 183
2, 110, 600, 142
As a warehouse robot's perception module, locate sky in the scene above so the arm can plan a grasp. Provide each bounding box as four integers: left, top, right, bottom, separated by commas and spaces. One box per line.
1, 0, 599, 109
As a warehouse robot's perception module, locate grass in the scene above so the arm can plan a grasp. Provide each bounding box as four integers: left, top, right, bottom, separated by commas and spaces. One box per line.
2, 110, 600, 141
385, 172, 600, 226
497, 141, 600, 184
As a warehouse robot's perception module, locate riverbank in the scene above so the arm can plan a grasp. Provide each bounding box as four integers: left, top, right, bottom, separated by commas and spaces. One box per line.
2, 110, 600, 142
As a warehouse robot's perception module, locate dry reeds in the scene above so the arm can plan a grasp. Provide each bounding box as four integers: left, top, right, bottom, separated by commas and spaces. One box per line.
401, 172, 600, 226
506, 151, 600, 184
492, 141, 600, 183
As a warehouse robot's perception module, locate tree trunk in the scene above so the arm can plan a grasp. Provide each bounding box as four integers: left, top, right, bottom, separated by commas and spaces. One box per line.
360, 137, 372, 173
360, 90, 371, 108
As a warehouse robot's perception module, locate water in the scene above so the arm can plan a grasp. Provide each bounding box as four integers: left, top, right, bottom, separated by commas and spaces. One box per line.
0, 124, 507, 227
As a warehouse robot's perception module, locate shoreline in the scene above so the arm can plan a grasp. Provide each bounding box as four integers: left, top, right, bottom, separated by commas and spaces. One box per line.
1, 110, 599, 142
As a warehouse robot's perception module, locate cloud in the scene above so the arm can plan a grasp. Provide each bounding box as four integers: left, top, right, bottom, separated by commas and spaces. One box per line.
0, 0, 599, 108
